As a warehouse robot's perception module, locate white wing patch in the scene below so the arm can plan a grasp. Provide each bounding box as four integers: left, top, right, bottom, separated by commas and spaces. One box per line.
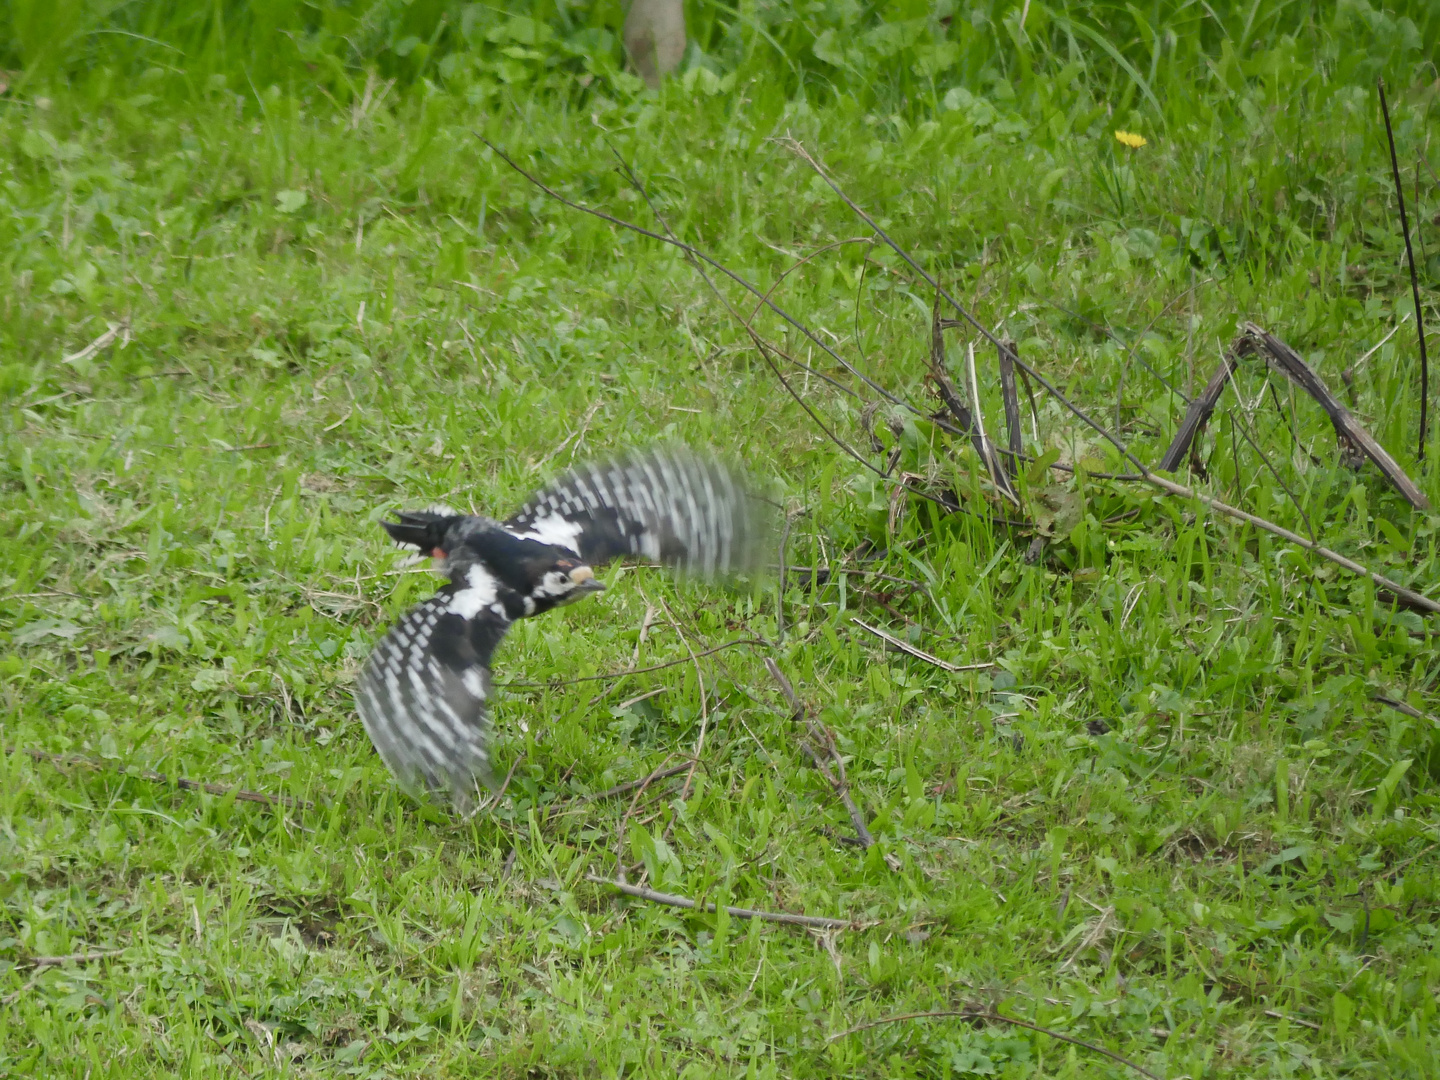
510, 511, 587, 555
448, 564, 499, 618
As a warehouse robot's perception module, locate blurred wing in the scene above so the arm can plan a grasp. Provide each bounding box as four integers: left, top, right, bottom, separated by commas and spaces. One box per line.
505, 445, 771, 577
354, 592, 508, 812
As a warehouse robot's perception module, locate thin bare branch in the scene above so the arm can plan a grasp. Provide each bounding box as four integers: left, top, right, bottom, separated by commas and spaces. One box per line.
656, 598, 708, 804
1379, 78, 1430, 460
850, 619, 994, 673
576, 762, 696, 804
764, 658, 875, 849
481, 135, 919, 419
827, 1009, 1162, 1080
21, 950, 125, 968
997, 339, 1023, 473
965, 340, 1019, 504
587, 873, 855, 930
12, 746, 312, 811
1157, 348, 1237, 472
1142, 471, 1438, 613
1244, 323, 1430, 510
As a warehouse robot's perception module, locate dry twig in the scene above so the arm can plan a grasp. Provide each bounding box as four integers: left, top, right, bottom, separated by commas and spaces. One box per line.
849, 619, 993, 673
571, 762, 695, 805
586, 873, 854, 930
764, 658, 875, 849
1379, 78, 1429, 460
827, 1009, 1161, 1080
1244, 323, 1429, 509
1264, 1009, 1322, 1032
12, 746, 312, 811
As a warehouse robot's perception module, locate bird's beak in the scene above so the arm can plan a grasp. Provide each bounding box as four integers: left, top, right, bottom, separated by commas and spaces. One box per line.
570, 566, 605, 593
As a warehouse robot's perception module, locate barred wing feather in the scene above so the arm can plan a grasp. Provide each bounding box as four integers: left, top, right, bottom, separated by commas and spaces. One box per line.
506, 446, 770, 577
353, 593, 504, 811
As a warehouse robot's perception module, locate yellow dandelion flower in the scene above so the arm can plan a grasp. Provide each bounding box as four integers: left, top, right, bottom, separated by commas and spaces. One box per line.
1114, 130, 1147, 149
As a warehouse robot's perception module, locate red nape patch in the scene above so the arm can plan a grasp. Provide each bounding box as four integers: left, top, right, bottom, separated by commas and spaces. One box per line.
432, 547, 447, 558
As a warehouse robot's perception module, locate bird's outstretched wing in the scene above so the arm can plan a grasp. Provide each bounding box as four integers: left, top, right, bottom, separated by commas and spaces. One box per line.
353, 591, 508, 812
505, 445, 772, 577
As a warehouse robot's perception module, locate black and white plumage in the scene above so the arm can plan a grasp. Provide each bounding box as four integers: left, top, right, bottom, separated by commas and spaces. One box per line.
354, 445, 771, 811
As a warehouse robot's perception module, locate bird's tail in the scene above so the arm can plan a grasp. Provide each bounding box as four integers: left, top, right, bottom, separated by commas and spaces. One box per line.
381, 506, 463, 555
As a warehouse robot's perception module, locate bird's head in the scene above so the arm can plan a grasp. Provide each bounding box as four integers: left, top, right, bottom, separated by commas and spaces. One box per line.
382, 511, 603, 619
521, 554, 605, 612
454, 529, 605, 618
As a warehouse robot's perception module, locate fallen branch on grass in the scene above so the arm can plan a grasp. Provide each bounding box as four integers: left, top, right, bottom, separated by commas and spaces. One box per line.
1379, 78, 1430, 461
1140, 470, 1438, 613
486, 135, 982, 514
849, 618, 994, 673
827, 1008, 1161, 1080
764, 658, 875, 849
11, 746, 312, 811
578, 761, 697, 803
1263, 1009, 1322, 1032
1157, 348, 1238, 472
1243, 323, 1429, 509
20, 950, 125, 968
586, 873, 855, 930
1373, 695, 1440, 727
997, 338, 1023, 473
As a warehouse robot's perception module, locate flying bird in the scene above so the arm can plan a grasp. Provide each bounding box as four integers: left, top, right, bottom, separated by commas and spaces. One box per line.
354, 445, 771, 811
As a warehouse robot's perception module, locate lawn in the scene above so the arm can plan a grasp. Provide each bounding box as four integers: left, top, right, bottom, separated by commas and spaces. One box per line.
2, 1, 1439, 1076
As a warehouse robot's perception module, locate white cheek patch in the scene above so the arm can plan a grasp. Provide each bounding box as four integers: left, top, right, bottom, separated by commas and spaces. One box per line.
511, 512, 586, 555
534, 570, 578, 598
448, 564, 499, 618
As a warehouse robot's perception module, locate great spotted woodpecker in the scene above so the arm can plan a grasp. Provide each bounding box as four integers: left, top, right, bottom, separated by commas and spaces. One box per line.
354, 445, 770, 811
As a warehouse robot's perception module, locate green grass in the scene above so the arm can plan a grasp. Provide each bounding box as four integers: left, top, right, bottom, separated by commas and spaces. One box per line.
3, 3, 1440, 1077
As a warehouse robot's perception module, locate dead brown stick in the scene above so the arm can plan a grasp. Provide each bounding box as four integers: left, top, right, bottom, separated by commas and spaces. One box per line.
1343, 318, 1407, 399
575, 762, 695, 804
928, 298, 1018, 502
480, 754, 524, 813
21, 950, 125, 968
965, 341, 1019, 505
11, 746, 312, 811
997, 338, 1023, 475
612, 751, 683, 882
1157, 348, 1238, 472
4, 950, 125, 1005
1141, 471, 1438, 613
1379, 78, 1430, 461
605, 155, 987, 520
1263, 1009, 1322, 1032
1373, 695, 1440, 727
763, 658, 875, 849
849, 619, 994, 673
586, 873, 855, 930
1243, 323, 1430, 509
827, 1009, 1161, 1080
